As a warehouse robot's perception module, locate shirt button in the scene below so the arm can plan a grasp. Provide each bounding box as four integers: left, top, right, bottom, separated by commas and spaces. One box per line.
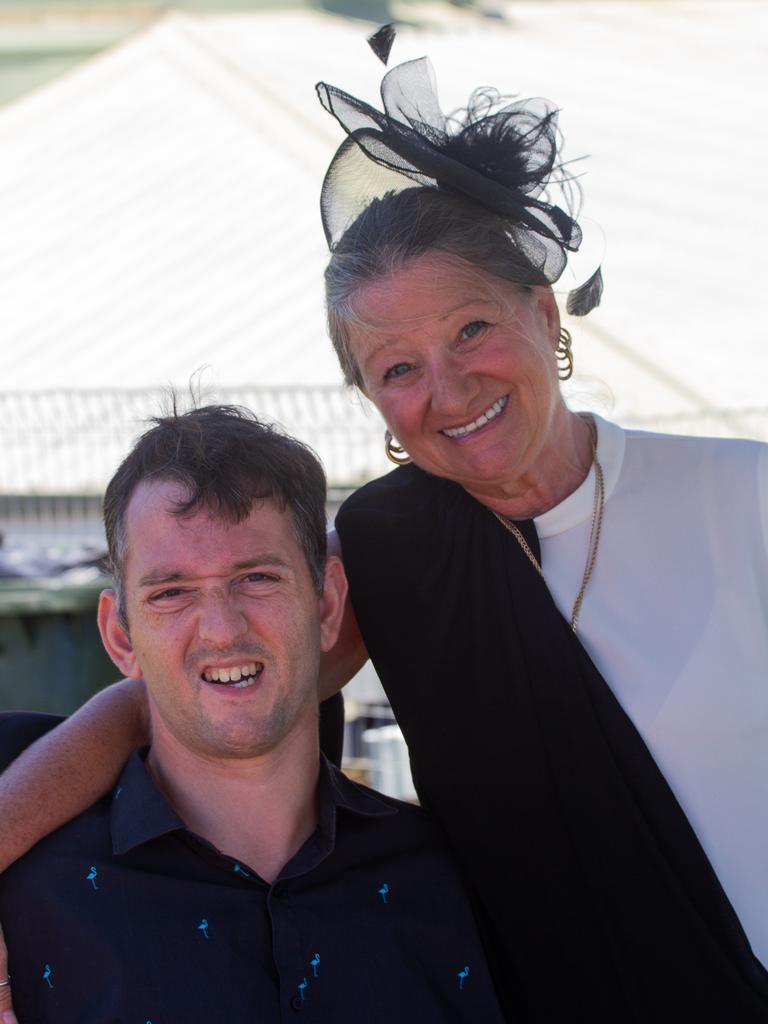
290, 995, 305, 1011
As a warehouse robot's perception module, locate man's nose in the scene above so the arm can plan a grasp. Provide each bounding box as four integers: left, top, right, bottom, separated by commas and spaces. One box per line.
197, 595, 248, 647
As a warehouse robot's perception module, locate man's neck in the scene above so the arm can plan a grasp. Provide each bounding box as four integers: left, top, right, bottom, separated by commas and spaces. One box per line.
145, 719, 321, 884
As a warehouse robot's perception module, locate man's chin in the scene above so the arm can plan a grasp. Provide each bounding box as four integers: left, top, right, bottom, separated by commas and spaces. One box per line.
195, 707, 292, 761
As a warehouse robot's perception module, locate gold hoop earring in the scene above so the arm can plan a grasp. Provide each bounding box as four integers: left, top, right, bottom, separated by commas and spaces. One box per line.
556, 327, 574, 381
384, 430, 412, 466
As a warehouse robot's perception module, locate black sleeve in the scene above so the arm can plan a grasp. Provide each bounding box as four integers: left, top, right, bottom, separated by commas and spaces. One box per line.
319, 693, 345, 768
0, 712, 64, 773
335, 464, 469, 672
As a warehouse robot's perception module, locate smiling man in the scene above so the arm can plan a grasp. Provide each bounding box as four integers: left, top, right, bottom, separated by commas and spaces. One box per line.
0, 406, 503, 1023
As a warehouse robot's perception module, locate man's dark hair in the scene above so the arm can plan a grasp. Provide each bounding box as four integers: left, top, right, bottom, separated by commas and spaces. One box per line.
103, 404, 327, 625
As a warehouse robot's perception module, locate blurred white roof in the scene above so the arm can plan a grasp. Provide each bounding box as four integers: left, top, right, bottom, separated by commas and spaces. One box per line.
1, 1, 767, 491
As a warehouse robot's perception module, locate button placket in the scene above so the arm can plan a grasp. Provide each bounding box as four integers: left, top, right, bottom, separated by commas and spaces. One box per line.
268, 885, 311, 1020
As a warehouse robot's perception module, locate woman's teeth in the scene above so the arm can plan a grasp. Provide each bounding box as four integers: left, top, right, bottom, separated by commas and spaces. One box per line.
442, 396, 507, 438
203, 663, 262, 688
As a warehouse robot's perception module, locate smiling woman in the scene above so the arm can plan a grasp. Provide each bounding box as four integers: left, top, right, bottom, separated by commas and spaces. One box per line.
346, 253, 585, 514
316, 40, 768, 1023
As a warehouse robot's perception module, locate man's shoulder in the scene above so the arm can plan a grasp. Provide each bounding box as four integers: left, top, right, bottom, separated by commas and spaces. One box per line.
335, 772, 429, 822
0, 711, 62, 772
329, 766, 453, 861
0, 714, 117, 876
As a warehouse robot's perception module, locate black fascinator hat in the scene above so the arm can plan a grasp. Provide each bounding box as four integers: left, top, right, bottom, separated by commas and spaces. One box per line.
316, 31, 603, 316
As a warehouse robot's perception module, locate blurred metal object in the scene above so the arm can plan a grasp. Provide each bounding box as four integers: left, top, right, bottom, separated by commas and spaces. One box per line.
362, 724, 417, 802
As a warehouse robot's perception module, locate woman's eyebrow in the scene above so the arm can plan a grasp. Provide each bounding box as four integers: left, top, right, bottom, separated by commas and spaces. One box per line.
360, 299, 492, 359
436, 298, 492, 321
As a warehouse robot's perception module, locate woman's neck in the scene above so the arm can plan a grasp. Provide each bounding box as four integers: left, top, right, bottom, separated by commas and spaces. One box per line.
463, 411, 595, 520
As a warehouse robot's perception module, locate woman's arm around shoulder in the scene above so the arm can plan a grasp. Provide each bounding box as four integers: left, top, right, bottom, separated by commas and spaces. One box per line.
0, 678, 148, 871
0, 681, 148, 1021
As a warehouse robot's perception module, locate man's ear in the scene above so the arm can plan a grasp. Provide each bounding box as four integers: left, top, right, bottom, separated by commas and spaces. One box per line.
318, 556, 348, 654
97, 589, 142, 680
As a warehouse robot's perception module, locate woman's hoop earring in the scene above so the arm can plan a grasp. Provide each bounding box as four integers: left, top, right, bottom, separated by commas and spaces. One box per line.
385, 430, 412, 466
556, 327, 574, 381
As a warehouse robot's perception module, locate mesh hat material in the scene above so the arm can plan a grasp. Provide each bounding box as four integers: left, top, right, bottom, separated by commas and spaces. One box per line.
316, 53, 603, 315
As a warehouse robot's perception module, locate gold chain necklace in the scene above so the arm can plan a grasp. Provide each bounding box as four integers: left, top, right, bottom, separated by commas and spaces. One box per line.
491, 418, 604, 633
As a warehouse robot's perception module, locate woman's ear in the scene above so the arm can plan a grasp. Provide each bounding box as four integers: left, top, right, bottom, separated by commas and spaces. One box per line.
97, 590, 142, 680
533, 285, 561, 342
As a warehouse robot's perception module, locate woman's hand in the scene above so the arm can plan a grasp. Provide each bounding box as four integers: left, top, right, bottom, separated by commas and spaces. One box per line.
0, 922, 17, 1024
0, 679, 149, 872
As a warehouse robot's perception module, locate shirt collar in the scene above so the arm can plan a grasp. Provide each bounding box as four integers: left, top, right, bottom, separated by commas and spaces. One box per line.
321, 754, 399, 820
280, 755, 399, 881
534, 413, 626, 538
111, 749, 398, 858
111, 749, 187, 856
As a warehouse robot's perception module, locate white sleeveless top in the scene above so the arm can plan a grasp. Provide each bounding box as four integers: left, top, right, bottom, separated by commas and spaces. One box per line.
535, 415, 768, 967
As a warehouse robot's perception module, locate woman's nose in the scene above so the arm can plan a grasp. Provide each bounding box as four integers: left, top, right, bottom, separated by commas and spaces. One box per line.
428, 358, 477, 416
197, 595, 248, 647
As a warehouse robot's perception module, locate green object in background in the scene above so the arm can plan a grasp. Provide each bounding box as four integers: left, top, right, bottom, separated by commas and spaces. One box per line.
0, 570, 119, 714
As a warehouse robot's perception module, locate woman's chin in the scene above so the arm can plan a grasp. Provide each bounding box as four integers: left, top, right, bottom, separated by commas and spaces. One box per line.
426, 445, 523, 494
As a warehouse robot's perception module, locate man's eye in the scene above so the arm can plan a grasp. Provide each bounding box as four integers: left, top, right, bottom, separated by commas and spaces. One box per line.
151, 588, 186, 601
241, 573, 279, 585
460, 320, 488, 342
383, 362, 412, 381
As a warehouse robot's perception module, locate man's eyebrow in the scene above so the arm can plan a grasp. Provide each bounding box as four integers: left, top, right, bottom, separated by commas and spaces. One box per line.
137, 557, 291, 589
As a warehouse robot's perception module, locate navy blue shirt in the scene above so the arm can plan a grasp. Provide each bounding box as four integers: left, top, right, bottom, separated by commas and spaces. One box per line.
0, 713, 505, 1023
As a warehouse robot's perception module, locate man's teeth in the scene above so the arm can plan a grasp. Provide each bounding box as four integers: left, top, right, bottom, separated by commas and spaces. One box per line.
203, 663, 261, 687
442, 396, 507, 438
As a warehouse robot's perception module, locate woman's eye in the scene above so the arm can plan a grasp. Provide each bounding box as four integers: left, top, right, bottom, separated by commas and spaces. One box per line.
383, 362, 413, 382
460, 320, 488, 342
